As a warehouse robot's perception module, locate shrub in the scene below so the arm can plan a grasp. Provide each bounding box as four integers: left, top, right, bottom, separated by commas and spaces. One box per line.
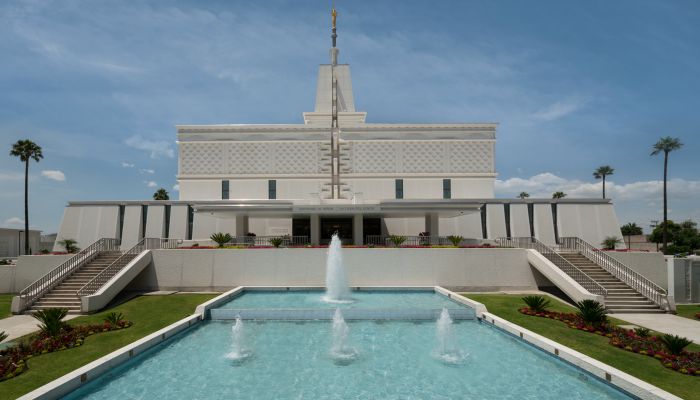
268, 237, 285, 248
575, 300, 607, 325
447, 235, 464, 247
660, 334, 693, 356
0, 331, 7, 343
521, 295, 551, 312
388, 235, 407, 247
210, 233, 233, 248
695, 312, 700, 320
32, 308, 69, 337
601, 236, 622, 250
57, 238, 79, 253
634, 327, 651, 338
0, 259, 10, 265
104, 312, 124, 326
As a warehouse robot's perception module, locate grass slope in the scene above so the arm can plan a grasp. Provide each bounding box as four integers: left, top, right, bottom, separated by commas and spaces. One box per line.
0, 293, 217, 400
465, 294, 699, 400
676, 304, 700, 322
0, 295, 12, 319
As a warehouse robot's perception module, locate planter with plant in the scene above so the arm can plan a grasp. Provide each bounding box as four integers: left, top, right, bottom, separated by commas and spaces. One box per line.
447, 235, 464, 247
388, 235, 407, 247
210, 233, 233, 248
57, 238, 79, 254
601, 236, 622, 250
268, 237, 285, 248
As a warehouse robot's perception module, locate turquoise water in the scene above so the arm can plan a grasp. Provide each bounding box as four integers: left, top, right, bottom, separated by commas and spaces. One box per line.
64, 320, 631, 400
216, 290, 463, 309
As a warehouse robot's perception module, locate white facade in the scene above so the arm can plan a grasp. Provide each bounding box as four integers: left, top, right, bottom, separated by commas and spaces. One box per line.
53, 26, 623, 249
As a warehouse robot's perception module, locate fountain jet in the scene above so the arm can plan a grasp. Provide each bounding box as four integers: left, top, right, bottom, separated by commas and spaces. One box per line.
330, 308, 358, 364
225, 316, 252, 363
323, 233, 352, 302
433, 308, 468, 364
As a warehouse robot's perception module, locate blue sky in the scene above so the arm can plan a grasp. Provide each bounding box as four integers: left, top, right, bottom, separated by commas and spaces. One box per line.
0, 0, 698, 234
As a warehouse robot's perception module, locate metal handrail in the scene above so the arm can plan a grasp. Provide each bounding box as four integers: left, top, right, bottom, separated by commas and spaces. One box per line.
16, 238, 120, 312
559, 237, 669, 310
77, 238, 179, 297
225, 236, 310, 247
496, 237, 608, 296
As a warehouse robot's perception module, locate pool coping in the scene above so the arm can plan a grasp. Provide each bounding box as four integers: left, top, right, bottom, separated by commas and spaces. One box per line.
19, 286, 682, 400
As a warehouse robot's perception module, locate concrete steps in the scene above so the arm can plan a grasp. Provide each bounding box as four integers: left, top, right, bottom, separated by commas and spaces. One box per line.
27, 251, 124, 314
558, 252, 664, 314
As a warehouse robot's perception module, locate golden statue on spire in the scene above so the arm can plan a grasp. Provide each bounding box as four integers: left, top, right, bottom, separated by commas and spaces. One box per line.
332, 7, 337, 29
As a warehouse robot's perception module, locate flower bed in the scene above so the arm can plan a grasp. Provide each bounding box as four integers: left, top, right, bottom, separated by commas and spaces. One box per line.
0, 320, 132, 381
519, 308, 700, 376
176, 244, 499, 249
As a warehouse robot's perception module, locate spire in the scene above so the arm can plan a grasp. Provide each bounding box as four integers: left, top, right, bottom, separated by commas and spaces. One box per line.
330, 6, 339, 65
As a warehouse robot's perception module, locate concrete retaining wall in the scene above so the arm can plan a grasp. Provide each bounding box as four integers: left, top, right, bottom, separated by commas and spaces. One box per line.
604, 252, 668, 290
0, 255, 71, 293
127, 248, 542, 292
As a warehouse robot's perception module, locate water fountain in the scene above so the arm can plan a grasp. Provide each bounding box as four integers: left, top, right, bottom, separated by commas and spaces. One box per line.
433, 308, 468, 364
323, 233, 352, 302
225, 316, 252, 363
330, 308, 358, 364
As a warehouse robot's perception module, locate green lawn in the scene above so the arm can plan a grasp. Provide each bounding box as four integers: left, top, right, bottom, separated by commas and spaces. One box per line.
0, 294, 12, 319
676, 304, 700, 321
0, 293, 217, 400
464, 294, 699, 400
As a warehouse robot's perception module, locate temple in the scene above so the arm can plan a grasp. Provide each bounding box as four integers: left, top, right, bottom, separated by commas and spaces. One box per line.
54, 9, 622, 248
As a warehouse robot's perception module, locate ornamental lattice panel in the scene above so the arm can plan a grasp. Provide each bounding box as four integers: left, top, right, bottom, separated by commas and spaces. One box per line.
449, 141, 493, 173
273, 142, 321, 174
402, 142, 444, 173
228, 143, 271, 174
179, 143, 225, 174
352, 142, 396, 173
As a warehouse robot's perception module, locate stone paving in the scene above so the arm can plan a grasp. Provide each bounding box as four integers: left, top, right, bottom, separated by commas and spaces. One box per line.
614, 313, 700, 343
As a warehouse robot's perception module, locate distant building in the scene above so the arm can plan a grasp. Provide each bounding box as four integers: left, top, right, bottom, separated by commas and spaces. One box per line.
0, 228, 42, 257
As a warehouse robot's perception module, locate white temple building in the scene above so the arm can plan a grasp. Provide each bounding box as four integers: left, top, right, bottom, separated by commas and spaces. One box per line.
54, 13, 622, 249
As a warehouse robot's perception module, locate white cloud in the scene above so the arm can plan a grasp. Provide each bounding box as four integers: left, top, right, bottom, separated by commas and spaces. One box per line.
121, 162, 135, 168
139, 168, 155, 174
40, 170, 66, 181
3, 217, 24, 226
125, 135, 174, 159
172, 184, 180, 191
496, 173, 700, 202
144, 180, 158, 188
532, 97, 590, 121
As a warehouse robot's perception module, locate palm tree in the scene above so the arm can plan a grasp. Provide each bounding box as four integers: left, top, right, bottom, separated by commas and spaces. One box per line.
651, 136, 683, 251
593, 165, 614, 199
153, 188, 169, 200
10, 140, 43, 255
517, 192, 530, 199
552, 191, 567, 199
620, 222, 643, 249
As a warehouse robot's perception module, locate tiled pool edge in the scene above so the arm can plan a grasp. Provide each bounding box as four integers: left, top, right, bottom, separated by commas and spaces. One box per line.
17, 288, 245, 400
19, 287, 682, 400
439, 289, 681, 400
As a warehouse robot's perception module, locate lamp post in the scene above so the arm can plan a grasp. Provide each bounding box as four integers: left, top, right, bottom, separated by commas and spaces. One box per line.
17, 230, 23, 257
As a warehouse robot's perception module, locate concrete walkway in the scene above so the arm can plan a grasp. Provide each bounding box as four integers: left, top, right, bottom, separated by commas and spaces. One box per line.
614, 313, 700, 343
0, 314, 79, 343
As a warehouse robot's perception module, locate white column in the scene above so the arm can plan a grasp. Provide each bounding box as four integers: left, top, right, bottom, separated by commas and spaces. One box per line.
235, 215, 249, 238
353, 214, 363, 245
425, 213, 440, 244
310, 214, 320, 245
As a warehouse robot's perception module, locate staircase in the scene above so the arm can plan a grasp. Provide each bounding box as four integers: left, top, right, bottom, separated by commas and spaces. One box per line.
558, 252, 665, 314
29, 251, 126, 313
